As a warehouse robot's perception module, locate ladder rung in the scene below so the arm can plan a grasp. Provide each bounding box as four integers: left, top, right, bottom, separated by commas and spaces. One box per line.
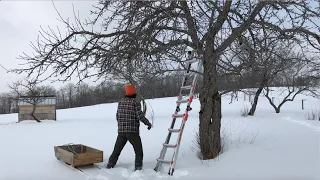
172, 114, 184, 118
177, 99, 189, 103
181, 85, 193, 90
177, 96, 193, 104
168, 128, 180, 132
172, 113, 189, 120
156, 158, 172, 164
163, 143, 177, 148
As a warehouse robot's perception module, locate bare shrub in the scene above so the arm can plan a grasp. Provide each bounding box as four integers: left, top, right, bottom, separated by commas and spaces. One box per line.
191, 118, 260, 161
240, 105, 249, 117
234, 123, 261, 148
305, 109, 317, 120
145, 100, 155, 126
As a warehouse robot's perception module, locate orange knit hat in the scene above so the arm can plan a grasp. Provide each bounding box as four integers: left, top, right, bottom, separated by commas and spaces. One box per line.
125, 84, 136, 96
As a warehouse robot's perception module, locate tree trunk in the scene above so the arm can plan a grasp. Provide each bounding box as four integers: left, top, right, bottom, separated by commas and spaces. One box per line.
198, 52, 221, 160
275, 108, 280, 113
248, 72, 269, 116
30, 104, 41, 123
248, 87, 263, 116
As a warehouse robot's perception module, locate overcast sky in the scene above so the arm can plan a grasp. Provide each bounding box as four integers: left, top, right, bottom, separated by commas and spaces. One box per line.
1, 1, 319, 95
0, 0, 99, 93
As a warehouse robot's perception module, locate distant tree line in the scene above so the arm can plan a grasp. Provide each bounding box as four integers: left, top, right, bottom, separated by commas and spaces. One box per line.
0, 69, 317, 115
0, 72, 186, 114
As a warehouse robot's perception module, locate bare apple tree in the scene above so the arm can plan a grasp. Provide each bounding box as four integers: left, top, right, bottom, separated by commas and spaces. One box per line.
232, 33, 305, 116
265, 58, 320, 113
8, 79, 49, 123
10, 1, 320, 161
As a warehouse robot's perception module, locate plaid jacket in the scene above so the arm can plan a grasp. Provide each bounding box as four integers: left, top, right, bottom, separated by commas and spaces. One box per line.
116, 96, 151, 133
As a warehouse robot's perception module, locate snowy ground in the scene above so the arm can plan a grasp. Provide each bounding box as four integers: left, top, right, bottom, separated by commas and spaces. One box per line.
0, 87, 319, 180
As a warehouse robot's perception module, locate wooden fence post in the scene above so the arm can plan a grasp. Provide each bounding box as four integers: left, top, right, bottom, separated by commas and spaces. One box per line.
302, 99, 306, 110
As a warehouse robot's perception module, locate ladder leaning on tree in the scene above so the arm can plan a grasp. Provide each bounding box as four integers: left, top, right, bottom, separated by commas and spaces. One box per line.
154, 51, 203, 176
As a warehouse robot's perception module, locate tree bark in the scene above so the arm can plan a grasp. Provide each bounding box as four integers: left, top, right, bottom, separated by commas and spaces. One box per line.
247, 87, 263, 116
198, 48, 221, 160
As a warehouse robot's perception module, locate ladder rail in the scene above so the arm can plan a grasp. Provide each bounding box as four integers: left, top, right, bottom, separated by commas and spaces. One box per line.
154, 53, 196, 172
177, 62, 193, 100
190, 59, 202, 94
168, 98, 192, 175
154, 116, 176, 171
177, 52, 198, 103
154, 60, 193, 172
168, 60, 203, 175
154, 51, 203, 175
168, 59, 201, 175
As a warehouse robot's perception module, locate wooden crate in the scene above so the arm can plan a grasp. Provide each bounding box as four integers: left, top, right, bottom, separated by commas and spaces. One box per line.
54, 144, 103, 167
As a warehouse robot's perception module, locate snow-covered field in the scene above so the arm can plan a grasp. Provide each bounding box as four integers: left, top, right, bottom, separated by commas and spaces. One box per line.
0, 87, 319, 180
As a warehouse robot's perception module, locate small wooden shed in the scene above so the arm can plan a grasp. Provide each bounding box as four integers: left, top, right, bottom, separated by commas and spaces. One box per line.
18, 95, 57, 122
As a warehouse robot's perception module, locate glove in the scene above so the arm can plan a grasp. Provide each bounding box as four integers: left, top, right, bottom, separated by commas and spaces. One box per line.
147, 123, 152, 130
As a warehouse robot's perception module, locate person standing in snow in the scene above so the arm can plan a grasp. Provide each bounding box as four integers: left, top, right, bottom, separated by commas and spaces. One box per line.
106, 84, 152, 171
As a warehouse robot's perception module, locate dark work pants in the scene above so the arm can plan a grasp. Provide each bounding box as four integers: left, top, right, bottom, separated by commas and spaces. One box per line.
107, 132, 143, 168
